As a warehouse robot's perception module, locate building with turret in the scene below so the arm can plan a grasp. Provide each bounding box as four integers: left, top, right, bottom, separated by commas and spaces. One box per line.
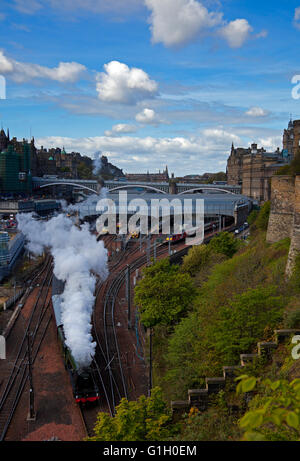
227, 143, 288, 202
0, 128, 125, 194
282, 118, 300, 159
0, 128, 9, 152
126, 166, 169, 182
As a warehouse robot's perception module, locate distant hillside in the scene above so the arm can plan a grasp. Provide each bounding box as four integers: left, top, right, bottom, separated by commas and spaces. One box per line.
77, 155, 124, 180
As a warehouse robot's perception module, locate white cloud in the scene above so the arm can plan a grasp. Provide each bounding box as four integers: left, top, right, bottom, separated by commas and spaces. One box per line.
96, 61, 158, 104
255, 29, 268, 39
12, 23, 31, 32
135, 107, 165, 125
0, 51, 14, 73
246, 107, 269, 117
257, 136, 282, 152
219, 19, 253, 48
37, 133, 222, 158
36, 128, 241, 175
202, 128, 241, 145
13, 0, 42, 14
104, 123, 138, 136
13, 0, 142, 15
0, 51, 86, 83
145, 0, 223, 47
294, 7, 300, 30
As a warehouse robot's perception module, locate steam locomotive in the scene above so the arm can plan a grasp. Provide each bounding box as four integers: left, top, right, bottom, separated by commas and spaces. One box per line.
52, 276, 100, 404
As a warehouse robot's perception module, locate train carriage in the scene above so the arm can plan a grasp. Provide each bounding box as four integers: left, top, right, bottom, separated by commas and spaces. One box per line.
166, 220, 219, 244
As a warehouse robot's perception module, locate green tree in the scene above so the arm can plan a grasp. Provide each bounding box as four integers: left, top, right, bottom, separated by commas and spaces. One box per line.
208, 231, 240, 258
90, 387, 173, 441
255, 201, 271, 231
214, 286, 284, 364
247, 210, 259, 226
173, 406, 241, 441
275, 164, 292, 175
275, 149, 300, 176
290, 148, 300, 176
77, 161, 94, 179
135, 259, 196, 328
236, 376, 300, 441
180, 245, 212, 277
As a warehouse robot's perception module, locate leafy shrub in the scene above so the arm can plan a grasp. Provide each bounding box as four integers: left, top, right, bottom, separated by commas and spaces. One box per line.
255, 201, 271, 231
180, 245, 212, 277
208, 232, 240, 258
180, 245, 227, 280
289, 254, 300, 293
90, 387, 173, 441
173, 406, 241, 441
284, 309, 300, 329
237, 376, 300, 441
214, 286, 284, 364
135, 259, 196, 328
157, 235, 290, 400
274, 149, 300, 177
247, 210, 259, 226
275, 165, 292, 175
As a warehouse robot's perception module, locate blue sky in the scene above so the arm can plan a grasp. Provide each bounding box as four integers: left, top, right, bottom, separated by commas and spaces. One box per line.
0, 0, 300, 175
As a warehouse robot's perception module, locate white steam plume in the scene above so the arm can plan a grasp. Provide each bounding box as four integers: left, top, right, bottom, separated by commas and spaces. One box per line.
17, 213, 108, 368
93, 151, 103, 176
63, 187, 108, 215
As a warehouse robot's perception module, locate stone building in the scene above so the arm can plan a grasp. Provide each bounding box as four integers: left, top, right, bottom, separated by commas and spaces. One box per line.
0, 129, 9, 152
283, 119, 300, 159
0, 129, 125, 191
36, 147, 58, 176
0, 129, 39, 177
0, 142, 33, 194
227, 143, 288, 202
54, 147, 78, 178
126, 166, 169, 182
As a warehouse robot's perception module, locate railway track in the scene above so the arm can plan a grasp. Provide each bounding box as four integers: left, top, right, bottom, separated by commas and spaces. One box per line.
0, 257, 53, 441
79, 238, 151, 434
86, 240, 168, 415
79, 226, 236, 435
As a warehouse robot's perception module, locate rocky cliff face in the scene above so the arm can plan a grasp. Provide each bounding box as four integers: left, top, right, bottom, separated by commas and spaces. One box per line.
267, 175, 300, 276
77, 155, 124, 180
100, 155, 124, 179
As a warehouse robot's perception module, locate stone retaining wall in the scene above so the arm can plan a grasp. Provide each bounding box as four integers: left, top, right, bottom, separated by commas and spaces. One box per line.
286, 176, 300, 276
266, 175, 300, 276
266, 176, 295, 244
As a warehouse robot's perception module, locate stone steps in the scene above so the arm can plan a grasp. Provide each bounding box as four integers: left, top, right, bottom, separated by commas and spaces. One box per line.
171, 329, 298, 417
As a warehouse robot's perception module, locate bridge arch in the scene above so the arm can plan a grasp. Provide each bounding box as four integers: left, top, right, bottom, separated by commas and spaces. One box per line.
178, 187, 236, 196
107, 184, 168, 194
37, 182, 98, 194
